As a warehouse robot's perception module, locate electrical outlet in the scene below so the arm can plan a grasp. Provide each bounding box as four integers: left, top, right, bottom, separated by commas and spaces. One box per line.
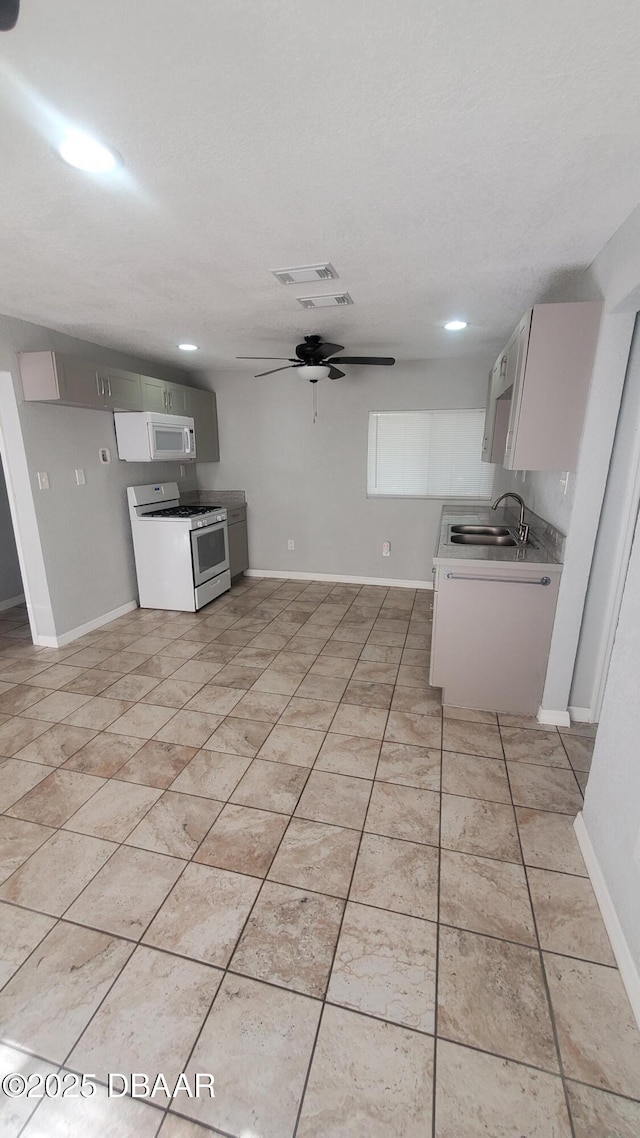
37, 472, 49, 490
382, 541, 391, 557
560, 471, 571, 495
75, 469, 85, 486
98, 448, 111, 464
287, 539, 295, 550
180, 464, 186, 477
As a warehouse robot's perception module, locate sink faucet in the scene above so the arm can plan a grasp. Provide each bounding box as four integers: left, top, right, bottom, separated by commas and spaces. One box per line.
491, 492, 529, 544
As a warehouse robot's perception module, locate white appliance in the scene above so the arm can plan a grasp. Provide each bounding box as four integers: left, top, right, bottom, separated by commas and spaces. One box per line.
127, 482, 231, 611
115, 412, 196, 462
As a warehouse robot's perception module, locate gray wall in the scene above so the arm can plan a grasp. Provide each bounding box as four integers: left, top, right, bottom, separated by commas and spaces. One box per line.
195, 357, 492, 582
0, 457, 23, 605
583, 506, 640, 970
0, 314, 197, 637
492, 464, 575, 536
571, 313, 640, 712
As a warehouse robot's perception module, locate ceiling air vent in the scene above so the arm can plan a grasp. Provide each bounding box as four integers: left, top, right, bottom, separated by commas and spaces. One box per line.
271, 263, 338, 285
297, 293, 353, 309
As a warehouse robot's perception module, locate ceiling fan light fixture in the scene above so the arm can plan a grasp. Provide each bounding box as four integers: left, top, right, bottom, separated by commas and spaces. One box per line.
298, 364, 331, 380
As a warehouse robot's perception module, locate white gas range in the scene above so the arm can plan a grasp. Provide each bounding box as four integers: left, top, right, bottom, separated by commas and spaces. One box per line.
127, 482, 231, 611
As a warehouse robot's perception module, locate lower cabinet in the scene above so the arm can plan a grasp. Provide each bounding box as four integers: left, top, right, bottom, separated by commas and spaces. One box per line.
227, 507, 249, 579
430, 561, 561, 714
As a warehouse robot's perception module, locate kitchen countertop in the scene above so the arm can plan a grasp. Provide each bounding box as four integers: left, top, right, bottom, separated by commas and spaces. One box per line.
433, 504, 564, 570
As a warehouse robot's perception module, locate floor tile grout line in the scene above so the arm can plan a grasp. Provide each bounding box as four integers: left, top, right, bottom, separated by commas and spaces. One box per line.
1, 763, 590, 872
151, 722, 322, 1123
8, 966, 640, 1109
498, 718, 578, 1138
0, 882, 620, 977
431, 698, 444, 1138
291, 614, 395, 1138
154, 581, 396, 1132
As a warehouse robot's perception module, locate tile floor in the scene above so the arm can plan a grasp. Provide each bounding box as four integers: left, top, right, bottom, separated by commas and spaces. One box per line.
0, 579, 639, 1137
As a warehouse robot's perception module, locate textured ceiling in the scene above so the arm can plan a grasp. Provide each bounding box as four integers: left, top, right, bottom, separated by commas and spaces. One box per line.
1, 0, 640, 371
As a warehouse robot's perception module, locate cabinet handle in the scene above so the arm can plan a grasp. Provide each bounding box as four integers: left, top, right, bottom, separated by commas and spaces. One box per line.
96, 374, 103, 397
444, 572, 551, 586
168, 391, 172, 411
107, 378, 112, 398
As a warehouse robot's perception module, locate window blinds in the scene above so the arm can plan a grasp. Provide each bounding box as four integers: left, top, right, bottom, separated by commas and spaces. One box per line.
367, 409, 494, 499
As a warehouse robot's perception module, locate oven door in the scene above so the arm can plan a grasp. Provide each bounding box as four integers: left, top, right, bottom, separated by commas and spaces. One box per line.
190, 521, 229, 587
148, 423, 196, 461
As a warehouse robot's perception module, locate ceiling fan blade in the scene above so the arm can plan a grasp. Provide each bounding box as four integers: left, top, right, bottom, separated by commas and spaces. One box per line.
317, 342, 344, 358
254, 364, 298, 377
327, 356, 396, 366
327, 366, 345, 380
0, 1, 19, 31
236, 356, 296, 361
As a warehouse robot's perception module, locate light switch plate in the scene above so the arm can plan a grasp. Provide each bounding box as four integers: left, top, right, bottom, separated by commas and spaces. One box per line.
37, 472, 49, 490
75, 469, 86, 486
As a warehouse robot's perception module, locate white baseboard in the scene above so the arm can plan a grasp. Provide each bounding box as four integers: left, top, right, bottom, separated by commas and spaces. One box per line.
245, 569, 433, 590
537, 706, 571, 727
574, 813, 640, 1030
0, 593, 25, 611
35, 600, 138, 648
568, 705, 594, 723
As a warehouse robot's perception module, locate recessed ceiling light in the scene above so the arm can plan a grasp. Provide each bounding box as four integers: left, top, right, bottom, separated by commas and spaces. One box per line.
444, 320, 468, 331
57, 132, 120, 173
178, 343, 199, 352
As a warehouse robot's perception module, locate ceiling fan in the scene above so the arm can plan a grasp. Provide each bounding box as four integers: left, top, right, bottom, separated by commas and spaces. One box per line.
0, 0, 19, 31
237, 335, 396, 382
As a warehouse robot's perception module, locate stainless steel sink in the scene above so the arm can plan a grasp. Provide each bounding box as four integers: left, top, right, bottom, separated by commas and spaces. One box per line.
450, 524, 511, 536
449, 533, 518, 546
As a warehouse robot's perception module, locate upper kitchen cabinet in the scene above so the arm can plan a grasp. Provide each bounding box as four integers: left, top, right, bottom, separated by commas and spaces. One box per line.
95, 367, 142, 411
483, 301, 602, 471
139, 374, 167, 413
187, 387, 220, 462
139, 376, 189, 415
482, 322, 523, 463
19, 351, 142, 411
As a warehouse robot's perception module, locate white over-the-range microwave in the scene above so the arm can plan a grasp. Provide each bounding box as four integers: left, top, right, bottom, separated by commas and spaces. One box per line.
114, 412, 196, 462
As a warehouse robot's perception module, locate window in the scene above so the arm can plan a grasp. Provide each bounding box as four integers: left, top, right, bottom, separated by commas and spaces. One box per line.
367, 409, 494, 499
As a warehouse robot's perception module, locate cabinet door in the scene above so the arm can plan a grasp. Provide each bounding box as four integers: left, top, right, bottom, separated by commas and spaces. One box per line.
504, 302, 601, 471
430, 566, 560, 713
503, 313, 533, 467
227, 521, 249, 578
187, 387, 220, 462
140, 375, 168, 413
99, 369, 142, 411
59, 355, 108, 408
165, 384, 190, 415
481, 359, 503, 462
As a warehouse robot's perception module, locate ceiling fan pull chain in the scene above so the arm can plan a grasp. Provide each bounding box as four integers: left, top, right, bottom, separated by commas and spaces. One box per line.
312, 382, 318, 424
